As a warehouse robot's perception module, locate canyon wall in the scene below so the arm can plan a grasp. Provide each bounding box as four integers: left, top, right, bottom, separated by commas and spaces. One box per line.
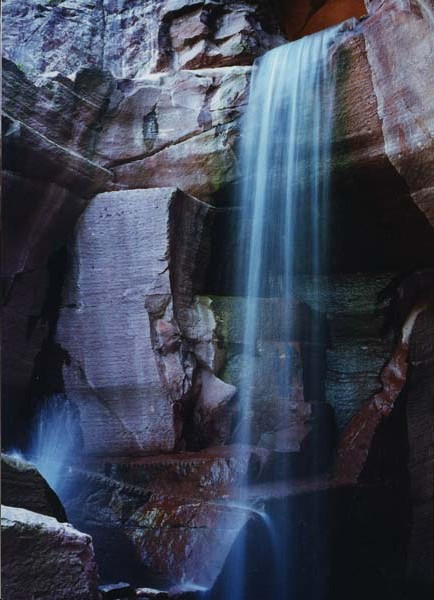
2, 0, 433, 595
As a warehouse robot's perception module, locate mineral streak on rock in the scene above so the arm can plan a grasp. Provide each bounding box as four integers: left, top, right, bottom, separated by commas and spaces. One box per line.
335, 302, 427, 483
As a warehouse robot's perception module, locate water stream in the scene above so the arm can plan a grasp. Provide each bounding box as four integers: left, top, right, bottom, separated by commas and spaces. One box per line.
231, 23, 342, 599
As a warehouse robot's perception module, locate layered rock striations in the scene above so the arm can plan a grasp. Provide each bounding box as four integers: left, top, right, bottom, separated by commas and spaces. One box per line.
56, 188, 235, 456
2, 0, 434, 596
2, 0, 284, 79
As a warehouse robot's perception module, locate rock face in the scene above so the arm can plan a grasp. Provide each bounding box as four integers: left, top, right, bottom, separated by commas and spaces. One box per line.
2, 59, 114, 447
361, 0, 434, 226
102, 66, 251, 200
156, 0, 285, 71
2, 0, 284, 79
1, 454, 67, 522
2, 0, 434, 597
56, 188, 234, 456
1, 505, 100, 600
283, 0, 367, 39
61, 460, 256, 588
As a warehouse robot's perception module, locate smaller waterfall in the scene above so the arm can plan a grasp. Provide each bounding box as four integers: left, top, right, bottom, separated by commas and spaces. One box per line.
28, 394, 81, 492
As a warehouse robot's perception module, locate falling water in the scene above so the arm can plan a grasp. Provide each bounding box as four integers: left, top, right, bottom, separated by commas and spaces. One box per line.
231, 24, 343, 600
28, 394, 81, 492
237, 25, 340, 448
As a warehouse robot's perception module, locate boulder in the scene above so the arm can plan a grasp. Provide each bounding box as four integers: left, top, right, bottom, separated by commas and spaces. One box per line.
1, 453, 67, 522
62, 466, 254, 591
56, 188, 233, 456
1, 505, 100, 600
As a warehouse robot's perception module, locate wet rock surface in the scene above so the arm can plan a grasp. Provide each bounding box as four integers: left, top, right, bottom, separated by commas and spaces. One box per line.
405, 306, 434, 591
61, 461, 254, 589
1, 505, 100, 600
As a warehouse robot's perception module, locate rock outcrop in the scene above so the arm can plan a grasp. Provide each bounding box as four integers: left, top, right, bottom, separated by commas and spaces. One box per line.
56, 188, 234, 456
1, 453, 67, 522
2, 0, 284, 79
103, 66, 250, 200
61, 461, 256, 588
1, 505, 100, 600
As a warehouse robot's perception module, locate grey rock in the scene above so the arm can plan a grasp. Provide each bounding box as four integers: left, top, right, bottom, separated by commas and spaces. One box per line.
1, 453, 67, 522
56, 188, 232, 456
1, 505, 100, 600
2, 0, 284, 79
100, 582, 135, 598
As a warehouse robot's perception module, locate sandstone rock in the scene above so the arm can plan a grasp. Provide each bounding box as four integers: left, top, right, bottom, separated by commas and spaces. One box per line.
210, 297, 322, 440
193, 369, 236, 446
56, 188, 233, 456
3, 0, 284, 79
127, 499, 251, 589
1, 453, 67, 522
157, 0, 285, 71
2, 60, 114, 197
283, 0, 367, 40
1, 505, 100, 600
335, 298, 428, 483
362, 0, 434, 225
101, 66, 250, 200
2, 0, 105, 80
2, 61, 115, 447
65, 473, 253, 591
89, 446, 268, 495
61, 460, 259, 589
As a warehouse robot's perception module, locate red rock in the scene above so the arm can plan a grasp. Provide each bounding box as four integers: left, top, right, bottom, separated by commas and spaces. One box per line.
361, 0, 434, 225
335, 302, 427, 483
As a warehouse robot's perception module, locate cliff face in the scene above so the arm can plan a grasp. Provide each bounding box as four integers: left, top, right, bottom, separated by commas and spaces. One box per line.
2, 0, 433, 596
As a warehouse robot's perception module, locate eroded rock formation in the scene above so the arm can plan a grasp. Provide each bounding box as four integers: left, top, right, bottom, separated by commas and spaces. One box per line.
2, 0, 434, 597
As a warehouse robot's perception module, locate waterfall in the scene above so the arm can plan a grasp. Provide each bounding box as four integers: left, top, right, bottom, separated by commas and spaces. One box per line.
230, 24, 342, 600
28, 394, 81, 493
236, 24, 340, 453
